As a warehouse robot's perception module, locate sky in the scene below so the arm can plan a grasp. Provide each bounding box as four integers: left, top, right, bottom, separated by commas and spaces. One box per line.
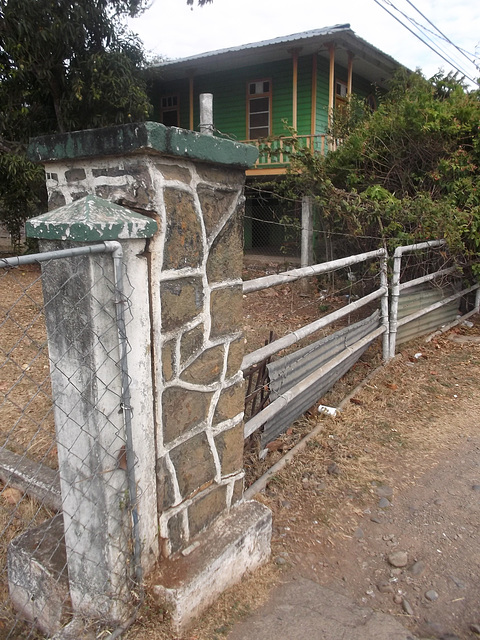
128, 0, 480, 86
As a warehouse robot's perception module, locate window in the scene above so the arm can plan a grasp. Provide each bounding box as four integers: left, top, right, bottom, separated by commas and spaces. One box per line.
160, 95, 179, 127
247, 80, 271, 139
335, 81, 348, 99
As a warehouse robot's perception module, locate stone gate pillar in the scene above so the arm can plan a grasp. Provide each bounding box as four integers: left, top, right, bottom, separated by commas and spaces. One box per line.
28, 122, 272, 630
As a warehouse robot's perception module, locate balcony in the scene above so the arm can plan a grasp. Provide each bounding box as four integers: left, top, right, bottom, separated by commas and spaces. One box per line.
243, 134, 338, 176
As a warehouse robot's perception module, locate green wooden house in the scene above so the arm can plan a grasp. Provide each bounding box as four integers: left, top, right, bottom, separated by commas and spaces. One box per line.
148, 24, 403, 254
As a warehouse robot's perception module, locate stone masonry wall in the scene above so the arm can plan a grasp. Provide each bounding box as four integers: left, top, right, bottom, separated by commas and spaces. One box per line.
41, 151, 247, 557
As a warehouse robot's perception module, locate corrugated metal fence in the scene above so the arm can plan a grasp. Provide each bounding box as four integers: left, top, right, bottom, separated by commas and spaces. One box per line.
243, 241, 480, 452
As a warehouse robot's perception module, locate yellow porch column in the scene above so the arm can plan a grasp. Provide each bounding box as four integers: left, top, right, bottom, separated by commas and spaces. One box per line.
290, 48, 300, 131
328, 43, 335, 149
347, 52, 354, 97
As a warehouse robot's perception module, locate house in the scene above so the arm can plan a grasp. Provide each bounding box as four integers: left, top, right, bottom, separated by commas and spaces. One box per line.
148, 25, 403, 256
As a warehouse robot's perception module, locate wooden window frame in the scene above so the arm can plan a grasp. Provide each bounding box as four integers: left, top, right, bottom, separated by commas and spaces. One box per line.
246, 79, 272, 140
160, 94, 180, 127
335, 80, 348, 108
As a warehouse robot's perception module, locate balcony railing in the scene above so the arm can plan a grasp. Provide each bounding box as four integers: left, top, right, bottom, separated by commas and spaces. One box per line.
242, 134, 339, 170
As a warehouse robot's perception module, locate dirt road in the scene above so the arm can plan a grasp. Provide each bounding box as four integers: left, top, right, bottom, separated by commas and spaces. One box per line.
227, 320, 480, 640
127, 317, 480, 640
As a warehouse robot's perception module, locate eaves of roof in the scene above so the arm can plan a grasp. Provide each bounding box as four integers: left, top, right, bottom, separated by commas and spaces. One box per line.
149, 24, 405, 89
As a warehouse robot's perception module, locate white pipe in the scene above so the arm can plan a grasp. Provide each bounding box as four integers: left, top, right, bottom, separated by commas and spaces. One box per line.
0, 243, 109, 267
243, 325, 385, 438
393, 239, 446, 258
389, 240, 447, 359
389, 253, 402, 359
380, 253, 389, 362
398, 266, 458, 291
243, 248, 386, 293
242, 287, 386, 370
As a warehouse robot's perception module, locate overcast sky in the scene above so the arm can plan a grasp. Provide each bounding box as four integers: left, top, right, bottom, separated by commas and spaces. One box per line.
129, 0, 480, 85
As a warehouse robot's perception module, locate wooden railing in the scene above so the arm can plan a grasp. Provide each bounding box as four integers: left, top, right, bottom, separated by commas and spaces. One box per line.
242, 134, 339, 170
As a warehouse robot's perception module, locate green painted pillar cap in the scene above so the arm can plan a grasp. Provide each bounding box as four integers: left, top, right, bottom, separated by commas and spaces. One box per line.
26, 195, 158, 241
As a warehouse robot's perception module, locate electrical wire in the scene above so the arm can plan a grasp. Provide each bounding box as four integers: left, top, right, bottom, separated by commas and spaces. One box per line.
404, 0, 479, 72
388, 2, 476, 77
373, 0, 478, 85
375, 0, 476, 81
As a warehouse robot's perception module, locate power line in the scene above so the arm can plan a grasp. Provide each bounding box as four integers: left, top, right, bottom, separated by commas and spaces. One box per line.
376, 0, 476, 81
373, 0, 478, 85
388, 0, 479, 77
404, 0, 479, 72
391, 4, 477, 75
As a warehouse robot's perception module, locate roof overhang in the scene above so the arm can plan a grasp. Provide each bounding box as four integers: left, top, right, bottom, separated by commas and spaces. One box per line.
149, 25, 404, 89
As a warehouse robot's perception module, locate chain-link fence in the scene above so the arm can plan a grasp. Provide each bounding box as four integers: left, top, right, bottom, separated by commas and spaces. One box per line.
244, 189, 302, 258
0, 246, 140, 638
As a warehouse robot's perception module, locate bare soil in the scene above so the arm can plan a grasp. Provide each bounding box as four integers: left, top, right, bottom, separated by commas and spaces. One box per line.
126, 318, 480, 640
1, 262, 479, 639
250, 321, 480, 640
125, 296, 480, 638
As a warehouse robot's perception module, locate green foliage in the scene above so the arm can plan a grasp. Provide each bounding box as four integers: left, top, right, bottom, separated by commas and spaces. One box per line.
268, 70, 480, 274
0, 150, 45, 249
0, 0, 152, 246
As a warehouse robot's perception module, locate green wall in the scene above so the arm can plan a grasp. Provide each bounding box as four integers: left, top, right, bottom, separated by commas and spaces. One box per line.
154, 56, 316, 141
316, 56, 330, 136
151, 54, 378, 142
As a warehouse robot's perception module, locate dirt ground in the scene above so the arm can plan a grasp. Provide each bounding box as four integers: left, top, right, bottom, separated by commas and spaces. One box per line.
1, 261, 479, 639
125, 312, 480, 640
251, 322, 480, 640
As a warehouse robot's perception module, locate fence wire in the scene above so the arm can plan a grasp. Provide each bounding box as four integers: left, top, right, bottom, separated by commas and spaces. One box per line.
244, 190, 301, 258
0, 250, 139, 639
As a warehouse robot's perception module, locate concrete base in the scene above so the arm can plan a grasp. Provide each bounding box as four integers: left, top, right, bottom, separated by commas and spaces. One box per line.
8, 514, 70, 636
153, 500, 272, 632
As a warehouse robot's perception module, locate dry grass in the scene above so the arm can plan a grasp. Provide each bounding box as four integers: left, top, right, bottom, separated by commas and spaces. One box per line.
0, 261, 478, 639
0, 266, 56, 466
123, 564, 278, 640
119, 318, 480, 640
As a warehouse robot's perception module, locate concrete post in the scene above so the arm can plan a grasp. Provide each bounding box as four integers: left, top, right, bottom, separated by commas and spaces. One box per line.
199, 93, 214, 135
301, 195, 314, 268
27, 122, 272, 631
24, 197, 158, 624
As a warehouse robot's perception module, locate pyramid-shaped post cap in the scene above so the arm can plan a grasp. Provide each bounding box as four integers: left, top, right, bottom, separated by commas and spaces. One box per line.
26, 195, 158, 242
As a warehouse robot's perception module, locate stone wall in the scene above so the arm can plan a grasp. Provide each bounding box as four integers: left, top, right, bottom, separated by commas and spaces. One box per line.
30, 123, 257, 558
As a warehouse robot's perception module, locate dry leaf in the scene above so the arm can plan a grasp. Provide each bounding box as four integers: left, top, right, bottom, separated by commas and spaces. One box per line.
266, 439, 284, 452
117, 445, 127, 470
2, 487, 23, 505
350, 398, 363, 405
385, 383, 398, 391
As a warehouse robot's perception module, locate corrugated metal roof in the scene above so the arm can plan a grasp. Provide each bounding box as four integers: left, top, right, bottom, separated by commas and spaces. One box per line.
155, 24, 351, 69
150, 25, 404, 87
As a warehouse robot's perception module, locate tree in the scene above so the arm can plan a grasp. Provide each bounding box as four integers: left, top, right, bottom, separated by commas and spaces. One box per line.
269, 70, 480, 270
0, 0, 152, 245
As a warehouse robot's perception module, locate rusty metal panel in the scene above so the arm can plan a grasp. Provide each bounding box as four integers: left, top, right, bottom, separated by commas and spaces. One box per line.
396, 283, 459, 346
261, 311, 380, 447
